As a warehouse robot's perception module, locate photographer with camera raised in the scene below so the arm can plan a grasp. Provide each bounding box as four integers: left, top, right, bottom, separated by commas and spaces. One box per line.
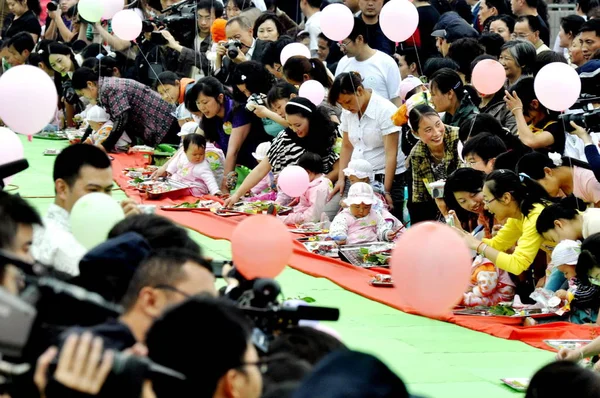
44, 0, 78, 42
214, 16, 270, 87
159, 0, 223, 80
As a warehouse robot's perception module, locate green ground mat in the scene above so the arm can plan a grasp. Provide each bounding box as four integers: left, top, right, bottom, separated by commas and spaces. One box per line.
9, 137, 555, 397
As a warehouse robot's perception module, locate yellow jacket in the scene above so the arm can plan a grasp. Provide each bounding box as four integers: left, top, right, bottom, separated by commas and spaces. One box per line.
482, 203, 552, 275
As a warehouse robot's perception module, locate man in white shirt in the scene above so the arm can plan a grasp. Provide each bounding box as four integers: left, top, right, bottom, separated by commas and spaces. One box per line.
30, 145, 139, 276
335, 17, 402, 106
300, 0, 322, 57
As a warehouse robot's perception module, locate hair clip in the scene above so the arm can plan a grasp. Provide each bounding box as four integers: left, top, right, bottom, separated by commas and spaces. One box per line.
241, 74, 246, 81
96, 53, 105, 60
519, 172, 530, 182
548, 152, 562, 167
107, 51, 116, 58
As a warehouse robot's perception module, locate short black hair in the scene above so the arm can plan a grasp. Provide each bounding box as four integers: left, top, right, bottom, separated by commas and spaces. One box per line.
182, 133, 207, 152
52, 144, 111, 187
260, 35, 294, 67
446, 38, 485, 82
328, 71, 363, 105
517, 15, 544, 34
478, 32, 504, 58
7, 32, 35, 54
253, 12, 285, 38
72, 67, 99, 90
462, 132, 507, 162
423, 57, 459, 80
509, 76, 547, 117
577, 233, 600, 286
395, 46, 423, 76
526, 361, 600, 398
535, 203, 579, 235
348, 17, 368, 42
266, 81, 298, 106
120, 248, 213, 311
561, 14, 586, 37
155, 71, 180, 89
0, 191, 42, 250
146, 295, 253, 397
198, 0, 224, 18
269, 326, 347, 365
108, 214, 201, 254
533, 50, 568, 77
297, 152, 323, 175
580, 18, 600, 37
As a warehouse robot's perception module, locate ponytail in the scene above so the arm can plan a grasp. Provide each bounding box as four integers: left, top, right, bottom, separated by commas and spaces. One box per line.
282, 56, 333, 88
485, 169, 551, 217
576, 233, 600, 285
517, 151, 592, 181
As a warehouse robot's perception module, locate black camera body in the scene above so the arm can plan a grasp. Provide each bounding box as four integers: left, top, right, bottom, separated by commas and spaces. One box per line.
225, 39, 243, 59
559, 95, 600, 131
143, 0, 196, 47
47, 1, 58, 11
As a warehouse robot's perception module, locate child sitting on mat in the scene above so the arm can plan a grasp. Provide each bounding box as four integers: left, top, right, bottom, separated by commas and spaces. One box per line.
250, 142, 276, 196
461, 256, 515, 307
329, 182, 399, 245
166, 133, 221, 196
178, 122, 225, 187
280, 152, 333, 225
83, 105, 131, 151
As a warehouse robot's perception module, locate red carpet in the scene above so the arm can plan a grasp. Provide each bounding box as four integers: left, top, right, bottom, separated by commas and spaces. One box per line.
112, 154, 600, 351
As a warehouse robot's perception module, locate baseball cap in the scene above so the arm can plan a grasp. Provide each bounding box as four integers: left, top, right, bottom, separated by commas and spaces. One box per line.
85, 105, 110, 123
177, 122, 199, 137
344, 182, 375, 206
549, 239, 581, 267
431, 20, 479, 43
343, 159, 374, 180
399, 75, 424, 102
252, 141, 271, 161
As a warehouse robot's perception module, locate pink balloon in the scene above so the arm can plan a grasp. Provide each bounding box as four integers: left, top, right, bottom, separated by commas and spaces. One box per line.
278, 165, 310, 197
102, 0, 124, 19
112, 10, 142, 41
534, 62, 581, 112
0, 127, 25, 186
380, 0, 419, 43
390, 222, 471, 317
232, 215, 293, 279
280, 43, 311, 67
471, 59, 505, 95
0, 66, 57, 136
320, 3, 354, 42
299, 80, 325, 106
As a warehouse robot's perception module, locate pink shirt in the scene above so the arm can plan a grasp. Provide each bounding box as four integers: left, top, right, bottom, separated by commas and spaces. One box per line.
329, 208, 391, 245
573, 166, 600, 207
166, 150, 220, 195
280, 175, 333, 225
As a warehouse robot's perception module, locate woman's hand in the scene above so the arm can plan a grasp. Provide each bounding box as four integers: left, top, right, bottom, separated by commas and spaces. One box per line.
504, 90, 523, 114
556, 347, 584, 362
492, 224, 502, 237
160, 30, 180, 50
569, 121, 593, 144
462, 233, 481, 251
329, 179, 345, 201
49, 8, 61, 20
555, 289, 569, 300
223, 193, 240, 208
448, 210, 464, 232
385, 193, 394, 210
251, 105, 271, 119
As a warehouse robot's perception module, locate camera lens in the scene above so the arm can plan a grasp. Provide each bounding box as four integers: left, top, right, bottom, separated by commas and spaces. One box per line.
47, 1, 57, 11
227, 47, 239, 59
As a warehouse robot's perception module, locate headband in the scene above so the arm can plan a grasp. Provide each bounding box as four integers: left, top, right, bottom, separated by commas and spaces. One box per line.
286, 102, 313, 113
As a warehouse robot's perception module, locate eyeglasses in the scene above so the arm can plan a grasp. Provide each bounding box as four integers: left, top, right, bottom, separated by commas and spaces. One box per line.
237, 354, 291, 375
154, 284, 191, 298
338, 40, 352, 49
482, 197, 497, 205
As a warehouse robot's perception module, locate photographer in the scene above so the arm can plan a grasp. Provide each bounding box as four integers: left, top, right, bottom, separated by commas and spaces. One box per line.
44, 0, 78, 42
214, 16, 270, 86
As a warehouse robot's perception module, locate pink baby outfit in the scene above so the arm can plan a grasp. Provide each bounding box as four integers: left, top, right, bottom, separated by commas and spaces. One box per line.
461, 257, 516, 307
166, 150, 220, 196
329, 208, 392, 245
280, 175, 333, 225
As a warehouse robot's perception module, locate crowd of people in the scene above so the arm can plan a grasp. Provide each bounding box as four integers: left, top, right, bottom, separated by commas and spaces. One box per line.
5, 0, 600, 395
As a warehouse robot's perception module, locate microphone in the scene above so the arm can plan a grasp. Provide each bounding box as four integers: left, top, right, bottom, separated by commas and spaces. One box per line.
0, 159, 29, 189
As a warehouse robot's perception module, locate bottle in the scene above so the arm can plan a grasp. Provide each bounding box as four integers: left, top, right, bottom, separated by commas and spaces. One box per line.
402, 186, 411, 227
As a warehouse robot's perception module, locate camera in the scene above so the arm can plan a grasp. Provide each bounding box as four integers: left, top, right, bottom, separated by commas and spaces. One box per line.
225, 39, 242, 59
245, 93, 267, 112
0, 159, 28, 189
428, 180, 446, 199
47, 1, 58, 11
559, 95, 600, 131
143, 0, 196, 47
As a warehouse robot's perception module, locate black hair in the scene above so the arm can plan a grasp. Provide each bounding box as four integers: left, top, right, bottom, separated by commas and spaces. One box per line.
304, 0, 321, 8
580, 18, 600, 37
533, 50, 568, 77
526, 361, 600, 398
79, 43, 107, 59
43, 42, 79, 71
509, 76, 548, 118
462, 132, 507, 162
283, 56, 332, 88
227, 0, 255, 12
71, 67, 99, 90
182, 133, 207, 152
267, 81, 298, 106
82, 52, 127, 78
284, 97, 337, 156
561, 14, 586, 37
395, 46, 423, 76
260, 35, 294, 67
231, 60, 276, 102
262, 355, 312, 392
348, 16, 368, 42
198, 0, 224, 18
155, 71, 180, 89
517, 15, 544, 35
523, 0, 549, 26
269, 326, 347, 365
146, 295, 252, 397
482, 0, 511, 16
516, 151, 592, 182
120, 248, 212, 311
577, 233, 600, 285
578, 0, 600, 14
15, 0, 42, 15
458, 113, 523, 154
263, 382, 301, 398
535, 203, 579, 235
0, 191, 42, 251
328, 71, 363, 106
108, 214, 201, 254
408, 104, 439, 133
443, 168, 490, 229
430, 68, 466, 100
184, 77, 231, 144
422, 57, 459, 81
446, 38, 485, 82
53, 144, 111, 186
500, 40, 537, 75
253, 12, 285, 39
7, 32, 34, 54
478, 33, 504, 58
470, 54, 497, 78
485, 169, 551, 217
297, 152, 323, 174
485, 14, 516, 33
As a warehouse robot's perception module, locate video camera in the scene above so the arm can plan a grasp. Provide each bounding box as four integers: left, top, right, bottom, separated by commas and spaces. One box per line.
559, 94, 600, 131
0, 159, 28, 190
143, 0, 197, 47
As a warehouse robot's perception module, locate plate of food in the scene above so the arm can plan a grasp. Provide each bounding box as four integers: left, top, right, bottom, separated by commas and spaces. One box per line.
303, 241, 338, 257
501, 378, 529, 392
296, 234, 331, 242
161, 200, 219, 211
290, 222, 328, 235
339, 243, 394, 268
43, 148, 62, 156
129, 145, 155, 153
137, 179, 191, 199
544, 340, 592, 351
453, 305, 559, 319
233, 201, 292, 215
34, 131, 69, 140
123, 166, 158, 178
210, 207, 244, 217
369, 274, 394, 287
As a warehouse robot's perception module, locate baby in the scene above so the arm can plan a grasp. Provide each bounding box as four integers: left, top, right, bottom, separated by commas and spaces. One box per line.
178, 122, 225, 187
461, 257, 515, 307
83, 105, 131, 151
166, 133, 221, 196
250, 142, 275, 196
280, 152, 333, 225
329, 182, 398, 245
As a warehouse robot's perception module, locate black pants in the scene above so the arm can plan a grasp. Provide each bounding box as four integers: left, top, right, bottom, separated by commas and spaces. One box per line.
375, 171, 409, 224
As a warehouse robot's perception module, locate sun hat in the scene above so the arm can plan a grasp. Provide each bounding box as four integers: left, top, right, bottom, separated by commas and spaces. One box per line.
252, 141, 271, 161
344, 182, 375, 206
343, 159, 375, 181
174, 103, 192, 121
399, 75, 424, 102
549, 239, 581, 267
85, 105, 110, 123
177, 122, 199, 137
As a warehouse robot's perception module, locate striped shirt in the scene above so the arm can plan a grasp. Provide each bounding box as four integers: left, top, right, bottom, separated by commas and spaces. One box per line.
267, 129, 339, 175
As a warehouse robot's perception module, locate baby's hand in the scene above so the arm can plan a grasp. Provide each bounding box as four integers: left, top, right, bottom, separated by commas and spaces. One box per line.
555, 290, 569, 300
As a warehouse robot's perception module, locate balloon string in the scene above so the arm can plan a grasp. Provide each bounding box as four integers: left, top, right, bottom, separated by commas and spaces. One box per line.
133, 41, 175, 104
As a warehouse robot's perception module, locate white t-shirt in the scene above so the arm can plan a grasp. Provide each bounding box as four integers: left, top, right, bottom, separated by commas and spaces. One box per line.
335, 51, 401, 101
340, 92, 406, 175
305, 11, 322, 54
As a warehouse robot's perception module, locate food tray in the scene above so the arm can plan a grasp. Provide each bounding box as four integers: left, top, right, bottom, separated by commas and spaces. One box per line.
290, 228, 324, 235
161, 200, 219, 211
544, 339, 592, 351
453, 306, 559, 319
34, 131, 69, 140
137, 179, 192, 200
233, 201, 292, 215
501, 378, 529, 392
302, 241, 339, 257
369, 274, 394, 287
210, 208, 244, 217
339, 243, 394, 268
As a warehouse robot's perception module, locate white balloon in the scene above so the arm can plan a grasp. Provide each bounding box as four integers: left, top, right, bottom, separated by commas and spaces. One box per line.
280, 43, 311, 67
